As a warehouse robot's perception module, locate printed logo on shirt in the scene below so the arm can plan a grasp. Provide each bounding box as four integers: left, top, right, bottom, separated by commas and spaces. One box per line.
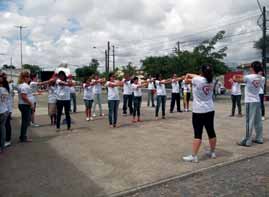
202, 85, 212, 96
252, 80, 260, 88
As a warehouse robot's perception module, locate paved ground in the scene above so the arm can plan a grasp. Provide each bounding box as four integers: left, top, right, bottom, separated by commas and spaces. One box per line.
1, 96, 269, 197
124, 153, 269, 197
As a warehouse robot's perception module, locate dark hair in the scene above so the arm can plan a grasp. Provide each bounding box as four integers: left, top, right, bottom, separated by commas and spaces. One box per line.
201, 64, 213, 83
3, 77, 10, 93
108, 72, 115, 81
133, 76, 138, 81
251, 61, 263, 74
30, 73, 37, 80
58, 71, 67, 81
155, 74, 162, 81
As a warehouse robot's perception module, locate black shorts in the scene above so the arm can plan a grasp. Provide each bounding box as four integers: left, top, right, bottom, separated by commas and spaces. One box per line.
192, 111, 216, 139
184, 92, 191, 102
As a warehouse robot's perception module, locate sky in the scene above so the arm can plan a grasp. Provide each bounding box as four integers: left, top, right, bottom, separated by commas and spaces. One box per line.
0, 0, 268, 72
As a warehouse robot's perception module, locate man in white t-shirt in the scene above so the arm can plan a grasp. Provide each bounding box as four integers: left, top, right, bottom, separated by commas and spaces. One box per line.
229, 79, 242, 117
170, 74, 184, 113
122, 74, 133, 115
233, 61, 263, 147
147, 75, 155, 107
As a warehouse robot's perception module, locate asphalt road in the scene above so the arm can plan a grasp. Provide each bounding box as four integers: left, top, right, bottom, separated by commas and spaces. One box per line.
124, 153, 269, 197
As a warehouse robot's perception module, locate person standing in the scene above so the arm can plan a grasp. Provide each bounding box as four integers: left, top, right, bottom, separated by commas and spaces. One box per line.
17, 71, 34, 143
170, 74, 184, 113
182, 65, 216, 163
68, 75, 77, 113
229, 78, 242, 117
48, 80, 57, 126
0, 74, 9, 153
122, 74, 133, 115
259, 71, 265, 121
182, 80, 191, 112
83, 77, 95, 121
92, 74, 105, 117
106, 73, 123, 128
155, 74, 171, 120
147, 75, 155, 107
55, 71, 73, 131
132, 77, 147, 123
233, 61, 263, 147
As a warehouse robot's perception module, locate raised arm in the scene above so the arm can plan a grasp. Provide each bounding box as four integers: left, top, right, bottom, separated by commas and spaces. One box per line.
184, 73, 199, 84
232, 75, 244, 83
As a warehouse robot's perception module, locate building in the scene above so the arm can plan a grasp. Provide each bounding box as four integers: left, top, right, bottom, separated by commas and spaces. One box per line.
1, 68, 30, 83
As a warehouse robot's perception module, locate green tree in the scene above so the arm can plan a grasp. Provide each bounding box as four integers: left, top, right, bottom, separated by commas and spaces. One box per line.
122, 62, 137, 76
22, 64, 41, 74
254, 35, 269, 54
142, 30, 229, 78
75, 59, 99, 81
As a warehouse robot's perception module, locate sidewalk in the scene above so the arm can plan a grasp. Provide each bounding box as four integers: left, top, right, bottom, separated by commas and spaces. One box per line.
1, 99, 269, 197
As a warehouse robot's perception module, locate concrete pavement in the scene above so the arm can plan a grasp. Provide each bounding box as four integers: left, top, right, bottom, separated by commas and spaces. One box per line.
1, 98, 269, 197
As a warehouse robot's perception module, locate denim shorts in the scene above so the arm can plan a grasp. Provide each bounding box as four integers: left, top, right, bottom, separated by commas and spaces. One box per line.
84, 100, 93, 108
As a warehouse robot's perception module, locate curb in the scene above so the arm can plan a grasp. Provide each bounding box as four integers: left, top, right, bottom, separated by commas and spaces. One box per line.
103, 150, 269, 197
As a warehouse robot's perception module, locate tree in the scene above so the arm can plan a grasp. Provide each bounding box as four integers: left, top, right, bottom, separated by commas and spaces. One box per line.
22, 64, 41, 74
142, 30, 229, 78
121, 62, 137, 76
75, 59, 99, 81
254, 35, 269, 53
2, 64, 16, 69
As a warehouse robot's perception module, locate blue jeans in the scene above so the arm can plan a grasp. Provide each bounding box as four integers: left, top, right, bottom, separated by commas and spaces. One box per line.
133, 96, 142, 117
108, 100, 119, 125
155, 95, 166, 117
93, 94, 103, 115
18, 104, 31, 142
0, 112, 8, 150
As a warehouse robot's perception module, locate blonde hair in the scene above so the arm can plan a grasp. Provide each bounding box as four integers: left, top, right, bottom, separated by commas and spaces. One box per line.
18, 70, 30, 84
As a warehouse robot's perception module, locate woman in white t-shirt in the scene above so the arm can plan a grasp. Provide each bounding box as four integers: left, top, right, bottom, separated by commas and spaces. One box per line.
229, 78, 242, 117
182, 80, 192, 112
155, 74, 171, 120
48, 79, 57, 126
233, 61, 263, 147
17, 71, 34, 143
106, 73, 123, 128
147, 75, 155, 107
170, 74, 184, 113
55, 71, 74, 131
182, 65, 216, 163
0, 74, 9, 153
131, 77, 148, 123
92, 74, 105, 117
83, 77, 95, 121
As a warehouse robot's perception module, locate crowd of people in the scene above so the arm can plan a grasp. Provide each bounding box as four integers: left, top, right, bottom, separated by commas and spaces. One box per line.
0, 61, 266, 163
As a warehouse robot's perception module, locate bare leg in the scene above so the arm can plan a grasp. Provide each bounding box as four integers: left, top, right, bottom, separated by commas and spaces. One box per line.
209, 138, 217, 152
192, 139, 202, 155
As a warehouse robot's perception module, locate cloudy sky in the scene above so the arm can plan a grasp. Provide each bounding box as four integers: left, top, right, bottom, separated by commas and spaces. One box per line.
0, 0, 268, 71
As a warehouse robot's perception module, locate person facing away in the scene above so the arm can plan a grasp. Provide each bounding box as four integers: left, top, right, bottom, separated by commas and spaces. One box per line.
233, 61, 264, 147
147, 75, 155, 107
182, 64, 216, 163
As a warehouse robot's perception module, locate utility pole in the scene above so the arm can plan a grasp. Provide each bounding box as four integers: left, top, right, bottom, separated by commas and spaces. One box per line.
105, 50, 108, 73
15, 25, 27, 67
107, 41, 110, 73
177, 41, 181, 53
112, 45, 115, 71
262, 6, 267, 93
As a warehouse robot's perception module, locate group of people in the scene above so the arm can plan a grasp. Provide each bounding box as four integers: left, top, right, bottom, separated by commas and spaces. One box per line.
0, 61, 266, 164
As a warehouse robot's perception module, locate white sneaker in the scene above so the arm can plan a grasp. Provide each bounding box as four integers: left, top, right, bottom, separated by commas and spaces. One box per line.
4, 141, 11, 147
182, 155, 198, 163
90, 117, 93, 121
262, 117, 265, 121
206, 151, 217, 159
86, 117, 90, 121
31, 123, 40, 127
93, 113, 96, 117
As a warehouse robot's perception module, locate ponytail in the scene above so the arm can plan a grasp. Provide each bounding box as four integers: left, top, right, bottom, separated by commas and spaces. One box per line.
201, 64, 213, 83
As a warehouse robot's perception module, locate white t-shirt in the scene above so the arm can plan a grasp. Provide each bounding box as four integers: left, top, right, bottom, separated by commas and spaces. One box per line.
231, 82, 241, 95
244, 74, 262, 103
132, 84, 142, 97
48, 86, 57, 104
70, 87, 76, 94
83, 83, 94, 100
192, 76, 214, 113
93, 80, 102, 94
182, 80, 191, 93
18, 83, 34, 105
106, 81, 120, 100
0, 87, 9, 114
259, 76, 265, 94
147, 79, 155, 90
30, 81, 38, 103
56, 79, 71, 101
155, 80, 166, 96
171, 80, 180, 93
122, 79, 132, 95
